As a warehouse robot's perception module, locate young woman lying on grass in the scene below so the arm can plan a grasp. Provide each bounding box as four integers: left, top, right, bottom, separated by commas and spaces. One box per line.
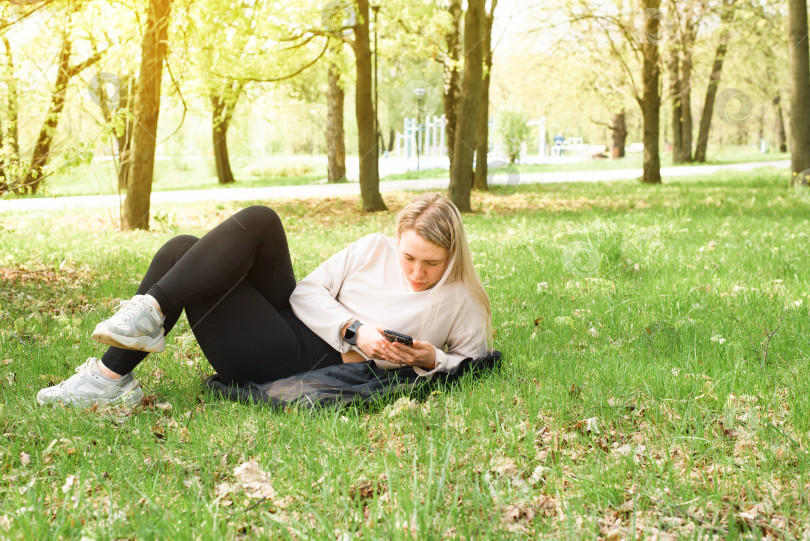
36, 193, 492, 408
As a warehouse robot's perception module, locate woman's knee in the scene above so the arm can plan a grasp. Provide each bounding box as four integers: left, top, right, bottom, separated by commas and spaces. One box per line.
233, 205, 283, 233
154, 234, 199, 263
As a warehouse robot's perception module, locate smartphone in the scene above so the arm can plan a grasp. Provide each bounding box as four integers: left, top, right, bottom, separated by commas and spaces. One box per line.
383, 329, 413, 348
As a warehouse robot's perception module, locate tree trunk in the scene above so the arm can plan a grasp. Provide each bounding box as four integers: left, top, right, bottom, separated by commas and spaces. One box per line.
0, 35, 16, 193
669, 13, 695, 164
115, 76, 134, 190
640, 0, 661, 184
96, 73, 133, 190
694, 1, 733, 163
123, 0, 171, 231
22, 36, 72, 194
211, 93, 235, 184
0, 122, 5, 190
20, 29, 103, 194
773, 94, 787, 153
376, 114, 385, 154
473, 0, 496, 191
352, 0, 385, 211
1, 35, 19, 162
611, 111, 627, 158
693, 38, 727, 162
471, 64, 490, 191
326, 58, 346, 183
442, 0, 462, 169
210, 81, 241, 185
679, 48, 693, 162
668, 47, 683, 163
789, 0, 810, 183
449, 0, 485, 210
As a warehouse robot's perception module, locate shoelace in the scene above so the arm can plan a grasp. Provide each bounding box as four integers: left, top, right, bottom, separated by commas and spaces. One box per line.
53, 359, 96, 389
111, 298, 150, 322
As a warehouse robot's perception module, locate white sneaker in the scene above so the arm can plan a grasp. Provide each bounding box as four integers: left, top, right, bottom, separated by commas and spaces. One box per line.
36, 358, 144, 408
91, 294, 166, 353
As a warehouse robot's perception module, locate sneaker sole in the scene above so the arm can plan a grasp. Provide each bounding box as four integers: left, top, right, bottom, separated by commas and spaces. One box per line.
36, 387, 144, 408
91, 325, 166, 353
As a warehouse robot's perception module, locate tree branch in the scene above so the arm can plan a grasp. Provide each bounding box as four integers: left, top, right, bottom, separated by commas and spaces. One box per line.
157, 56, 187, 146
761, 310, 787, 364
589, 117, 614, 130
207, 39, 329, 83
598, 23, 640, 102
0, 0, 59, 33
66, 49, 106, 78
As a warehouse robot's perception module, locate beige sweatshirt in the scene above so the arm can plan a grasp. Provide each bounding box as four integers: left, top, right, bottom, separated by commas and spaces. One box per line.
289, 233, 487, 377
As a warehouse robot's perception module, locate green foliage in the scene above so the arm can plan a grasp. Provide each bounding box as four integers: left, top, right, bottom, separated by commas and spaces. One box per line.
58, 142, 95, 171
497, 110, 530, 164
99, 109, 133, 143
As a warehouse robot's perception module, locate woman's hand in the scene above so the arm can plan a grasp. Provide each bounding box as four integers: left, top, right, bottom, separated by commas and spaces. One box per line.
385, 339, 436, 370
355, 325, 436, 370
355, 324, 396, 360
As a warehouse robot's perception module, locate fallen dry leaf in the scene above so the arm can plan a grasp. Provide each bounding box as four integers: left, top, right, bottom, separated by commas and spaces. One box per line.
529, 464, 550, 485
595, 436, 610, 453
216, 459, 276, 500
504, 503, 535, 522
61, 475, 76, 494
718, 421, 737, 439
574, 417, 600, 434
490, 456, 519, 477
349, 478, 387, 501
44, 438, 74, 455
385, 397, 429, 418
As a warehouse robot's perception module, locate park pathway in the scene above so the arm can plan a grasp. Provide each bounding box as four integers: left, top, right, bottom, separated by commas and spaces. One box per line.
0, 159, 789, 212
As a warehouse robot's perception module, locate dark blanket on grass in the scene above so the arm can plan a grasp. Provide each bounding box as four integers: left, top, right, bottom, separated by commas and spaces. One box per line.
204, 351, 501, 409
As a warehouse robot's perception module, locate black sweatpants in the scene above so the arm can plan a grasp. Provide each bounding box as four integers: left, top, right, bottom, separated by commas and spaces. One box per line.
100, 205, 342, 385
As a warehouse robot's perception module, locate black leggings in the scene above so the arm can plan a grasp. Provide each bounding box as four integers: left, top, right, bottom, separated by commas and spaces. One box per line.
100, 205, 342, 385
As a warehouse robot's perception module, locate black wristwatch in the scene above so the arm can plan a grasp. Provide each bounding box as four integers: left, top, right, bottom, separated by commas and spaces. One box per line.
343, 320, 364, 345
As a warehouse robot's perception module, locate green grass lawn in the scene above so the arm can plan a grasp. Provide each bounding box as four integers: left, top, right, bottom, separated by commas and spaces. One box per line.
2, 170, 810, 538
380, 146, 791, 181
5, 145, 788, 199
21, 155, 330, 198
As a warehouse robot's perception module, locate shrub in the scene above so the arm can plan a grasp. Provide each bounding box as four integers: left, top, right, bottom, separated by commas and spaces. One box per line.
497, 110, 530, 164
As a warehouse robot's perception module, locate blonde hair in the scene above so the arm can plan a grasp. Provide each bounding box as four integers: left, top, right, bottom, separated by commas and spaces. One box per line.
396, 193, 492, 345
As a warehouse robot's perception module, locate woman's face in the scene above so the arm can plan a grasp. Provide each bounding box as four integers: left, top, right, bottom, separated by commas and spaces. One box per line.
398, 229, 450, 292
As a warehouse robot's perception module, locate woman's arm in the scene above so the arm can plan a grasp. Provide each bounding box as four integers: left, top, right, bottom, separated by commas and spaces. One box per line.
289, 236, 373, 353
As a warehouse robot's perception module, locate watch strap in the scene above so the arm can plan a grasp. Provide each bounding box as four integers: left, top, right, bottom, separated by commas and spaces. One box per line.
344, 320, 363, 345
